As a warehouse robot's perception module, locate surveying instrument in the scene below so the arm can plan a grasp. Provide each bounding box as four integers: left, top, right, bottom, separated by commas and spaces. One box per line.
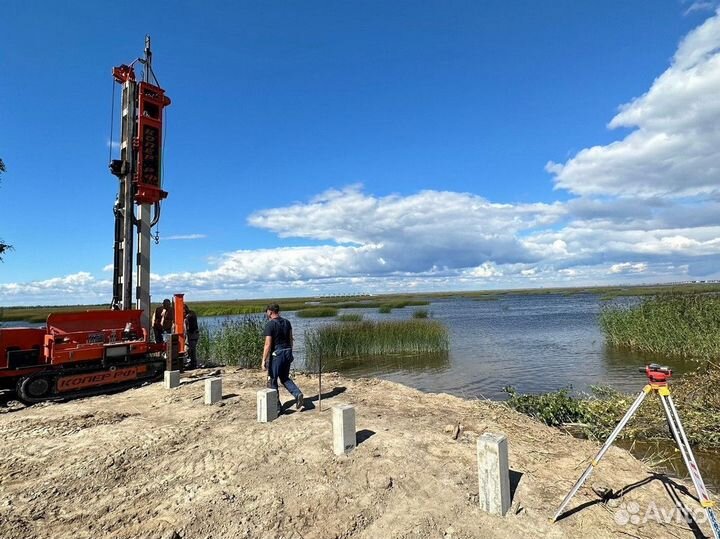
552, 364, 720, 538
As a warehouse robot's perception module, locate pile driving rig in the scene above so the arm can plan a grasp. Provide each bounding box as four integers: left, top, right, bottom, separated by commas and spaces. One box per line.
0, 37, 181, 403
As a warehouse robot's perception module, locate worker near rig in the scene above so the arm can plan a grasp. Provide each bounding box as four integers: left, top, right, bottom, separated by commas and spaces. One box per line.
184, 304, 200, 369
151, 298, 173, 344
262, 303, 304, 411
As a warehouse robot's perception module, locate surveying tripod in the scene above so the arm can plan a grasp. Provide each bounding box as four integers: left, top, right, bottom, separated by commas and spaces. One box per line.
552, 364, 720, 538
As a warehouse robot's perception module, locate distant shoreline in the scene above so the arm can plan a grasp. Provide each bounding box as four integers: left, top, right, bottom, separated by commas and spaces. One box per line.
3, 281, 720, 323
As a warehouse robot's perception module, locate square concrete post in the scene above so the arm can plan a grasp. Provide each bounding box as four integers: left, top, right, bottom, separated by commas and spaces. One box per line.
477, 432, 511, 516
332, 405, 356, 455
164, 370, 180, 389
204, 378, 222, 405
257, 388, 278, 422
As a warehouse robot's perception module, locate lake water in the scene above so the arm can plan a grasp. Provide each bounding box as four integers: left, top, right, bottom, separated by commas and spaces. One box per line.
239, 293, 696, 400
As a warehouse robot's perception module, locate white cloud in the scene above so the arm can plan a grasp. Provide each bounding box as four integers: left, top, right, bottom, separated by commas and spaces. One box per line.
3, 15, 720, 306
0, 272, 110, 305
249, 186, 564, 272
610, 262, 648, 274
468, 262, 503, 278
547, 11, 720, 199
102, 263, 113, 272
684, 2, 719, 17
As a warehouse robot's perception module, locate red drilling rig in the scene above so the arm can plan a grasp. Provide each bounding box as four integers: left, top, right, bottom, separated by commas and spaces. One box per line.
0, 37, 183, 403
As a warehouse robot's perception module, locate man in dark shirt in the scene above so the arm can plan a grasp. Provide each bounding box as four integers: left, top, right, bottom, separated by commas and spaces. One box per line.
151, 298, 173, 344
184, 304, 200, 369
262, 303, 304, 410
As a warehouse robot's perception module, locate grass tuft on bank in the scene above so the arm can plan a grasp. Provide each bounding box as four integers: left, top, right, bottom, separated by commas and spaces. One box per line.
296, 307, 338, 318
504, 365, 720, 449
304, 319, 449, 366
197, 316, 265, 368
336, 313, 363, 322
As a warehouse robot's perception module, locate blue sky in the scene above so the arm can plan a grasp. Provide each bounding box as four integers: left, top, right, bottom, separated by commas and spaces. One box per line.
2, 1, 720, 305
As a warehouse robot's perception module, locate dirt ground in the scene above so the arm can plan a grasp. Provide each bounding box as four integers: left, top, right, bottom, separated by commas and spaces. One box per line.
0, 368, 716, 539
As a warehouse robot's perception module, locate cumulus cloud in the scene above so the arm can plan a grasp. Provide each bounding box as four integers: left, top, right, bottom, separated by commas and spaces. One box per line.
0, 272, 110, 305
249, 186, 564, 272
3, 14, 720, 305
610, 262, 648, 274
547, 11, 720, 199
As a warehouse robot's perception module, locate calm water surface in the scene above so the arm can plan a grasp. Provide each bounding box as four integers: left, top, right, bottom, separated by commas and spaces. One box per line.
250, 294, 697, 400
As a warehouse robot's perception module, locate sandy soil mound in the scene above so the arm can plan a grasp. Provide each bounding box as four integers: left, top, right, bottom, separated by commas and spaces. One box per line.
0, 369, 715, 539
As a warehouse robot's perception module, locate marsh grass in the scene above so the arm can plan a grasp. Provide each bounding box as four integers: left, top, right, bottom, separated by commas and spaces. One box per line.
378, 305, 393, 314
504, 365, 720, 449
304, 319, 449, 369
336, 313, 363, 322
600, 294, 720, 360
316, 351, 450, 373
296, 307, 338, 318
196, 316, 265, 368
412, 309, 429, 319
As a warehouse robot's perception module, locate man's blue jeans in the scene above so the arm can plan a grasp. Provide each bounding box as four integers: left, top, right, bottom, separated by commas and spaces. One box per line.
269, 348, 302, 399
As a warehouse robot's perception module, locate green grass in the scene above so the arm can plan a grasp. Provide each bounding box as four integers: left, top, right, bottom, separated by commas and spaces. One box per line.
304, 319, 449, 368
196, 316, 265, 368
599, 293, 720, 360
336, 313, 363, 322
412, 309, 429, 319
504, 364, 720, 449
296, 307, 338, 318
378, 305, 393, 314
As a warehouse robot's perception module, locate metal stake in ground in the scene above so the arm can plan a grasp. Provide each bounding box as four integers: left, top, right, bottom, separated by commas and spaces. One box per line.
318, 353, 322, 412
552, 364, 720, 539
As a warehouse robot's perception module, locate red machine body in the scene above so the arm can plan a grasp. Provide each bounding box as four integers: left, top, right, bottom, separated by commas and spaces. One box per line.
135, 82, 170, 204
0, 311, 165, 402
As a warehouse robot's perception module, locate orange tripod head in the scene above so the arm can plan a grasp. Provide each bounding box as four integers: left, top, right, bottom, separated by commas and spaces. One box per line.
640, 363, 672, 384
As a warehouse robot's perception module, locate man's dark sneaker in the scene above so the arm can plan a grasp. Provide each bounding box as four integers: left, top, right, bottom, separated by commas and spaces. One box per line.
296, 392, 304, 410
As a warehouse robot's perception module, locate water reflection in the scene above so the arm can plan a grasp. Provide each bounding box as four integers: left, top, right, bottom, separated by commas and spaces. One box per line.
306, 351, 450, 376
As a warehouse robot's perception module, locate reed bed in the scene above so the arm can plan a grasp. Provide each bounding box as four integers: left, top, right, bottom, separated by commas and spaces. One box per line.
304, 319, 449, 367
316, 351, 449, 373
412, 309, 429, 319
378, 305, 393, 314
600, 294, 720, 360
196, 316, 265, 368
296, 307, 338, 318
